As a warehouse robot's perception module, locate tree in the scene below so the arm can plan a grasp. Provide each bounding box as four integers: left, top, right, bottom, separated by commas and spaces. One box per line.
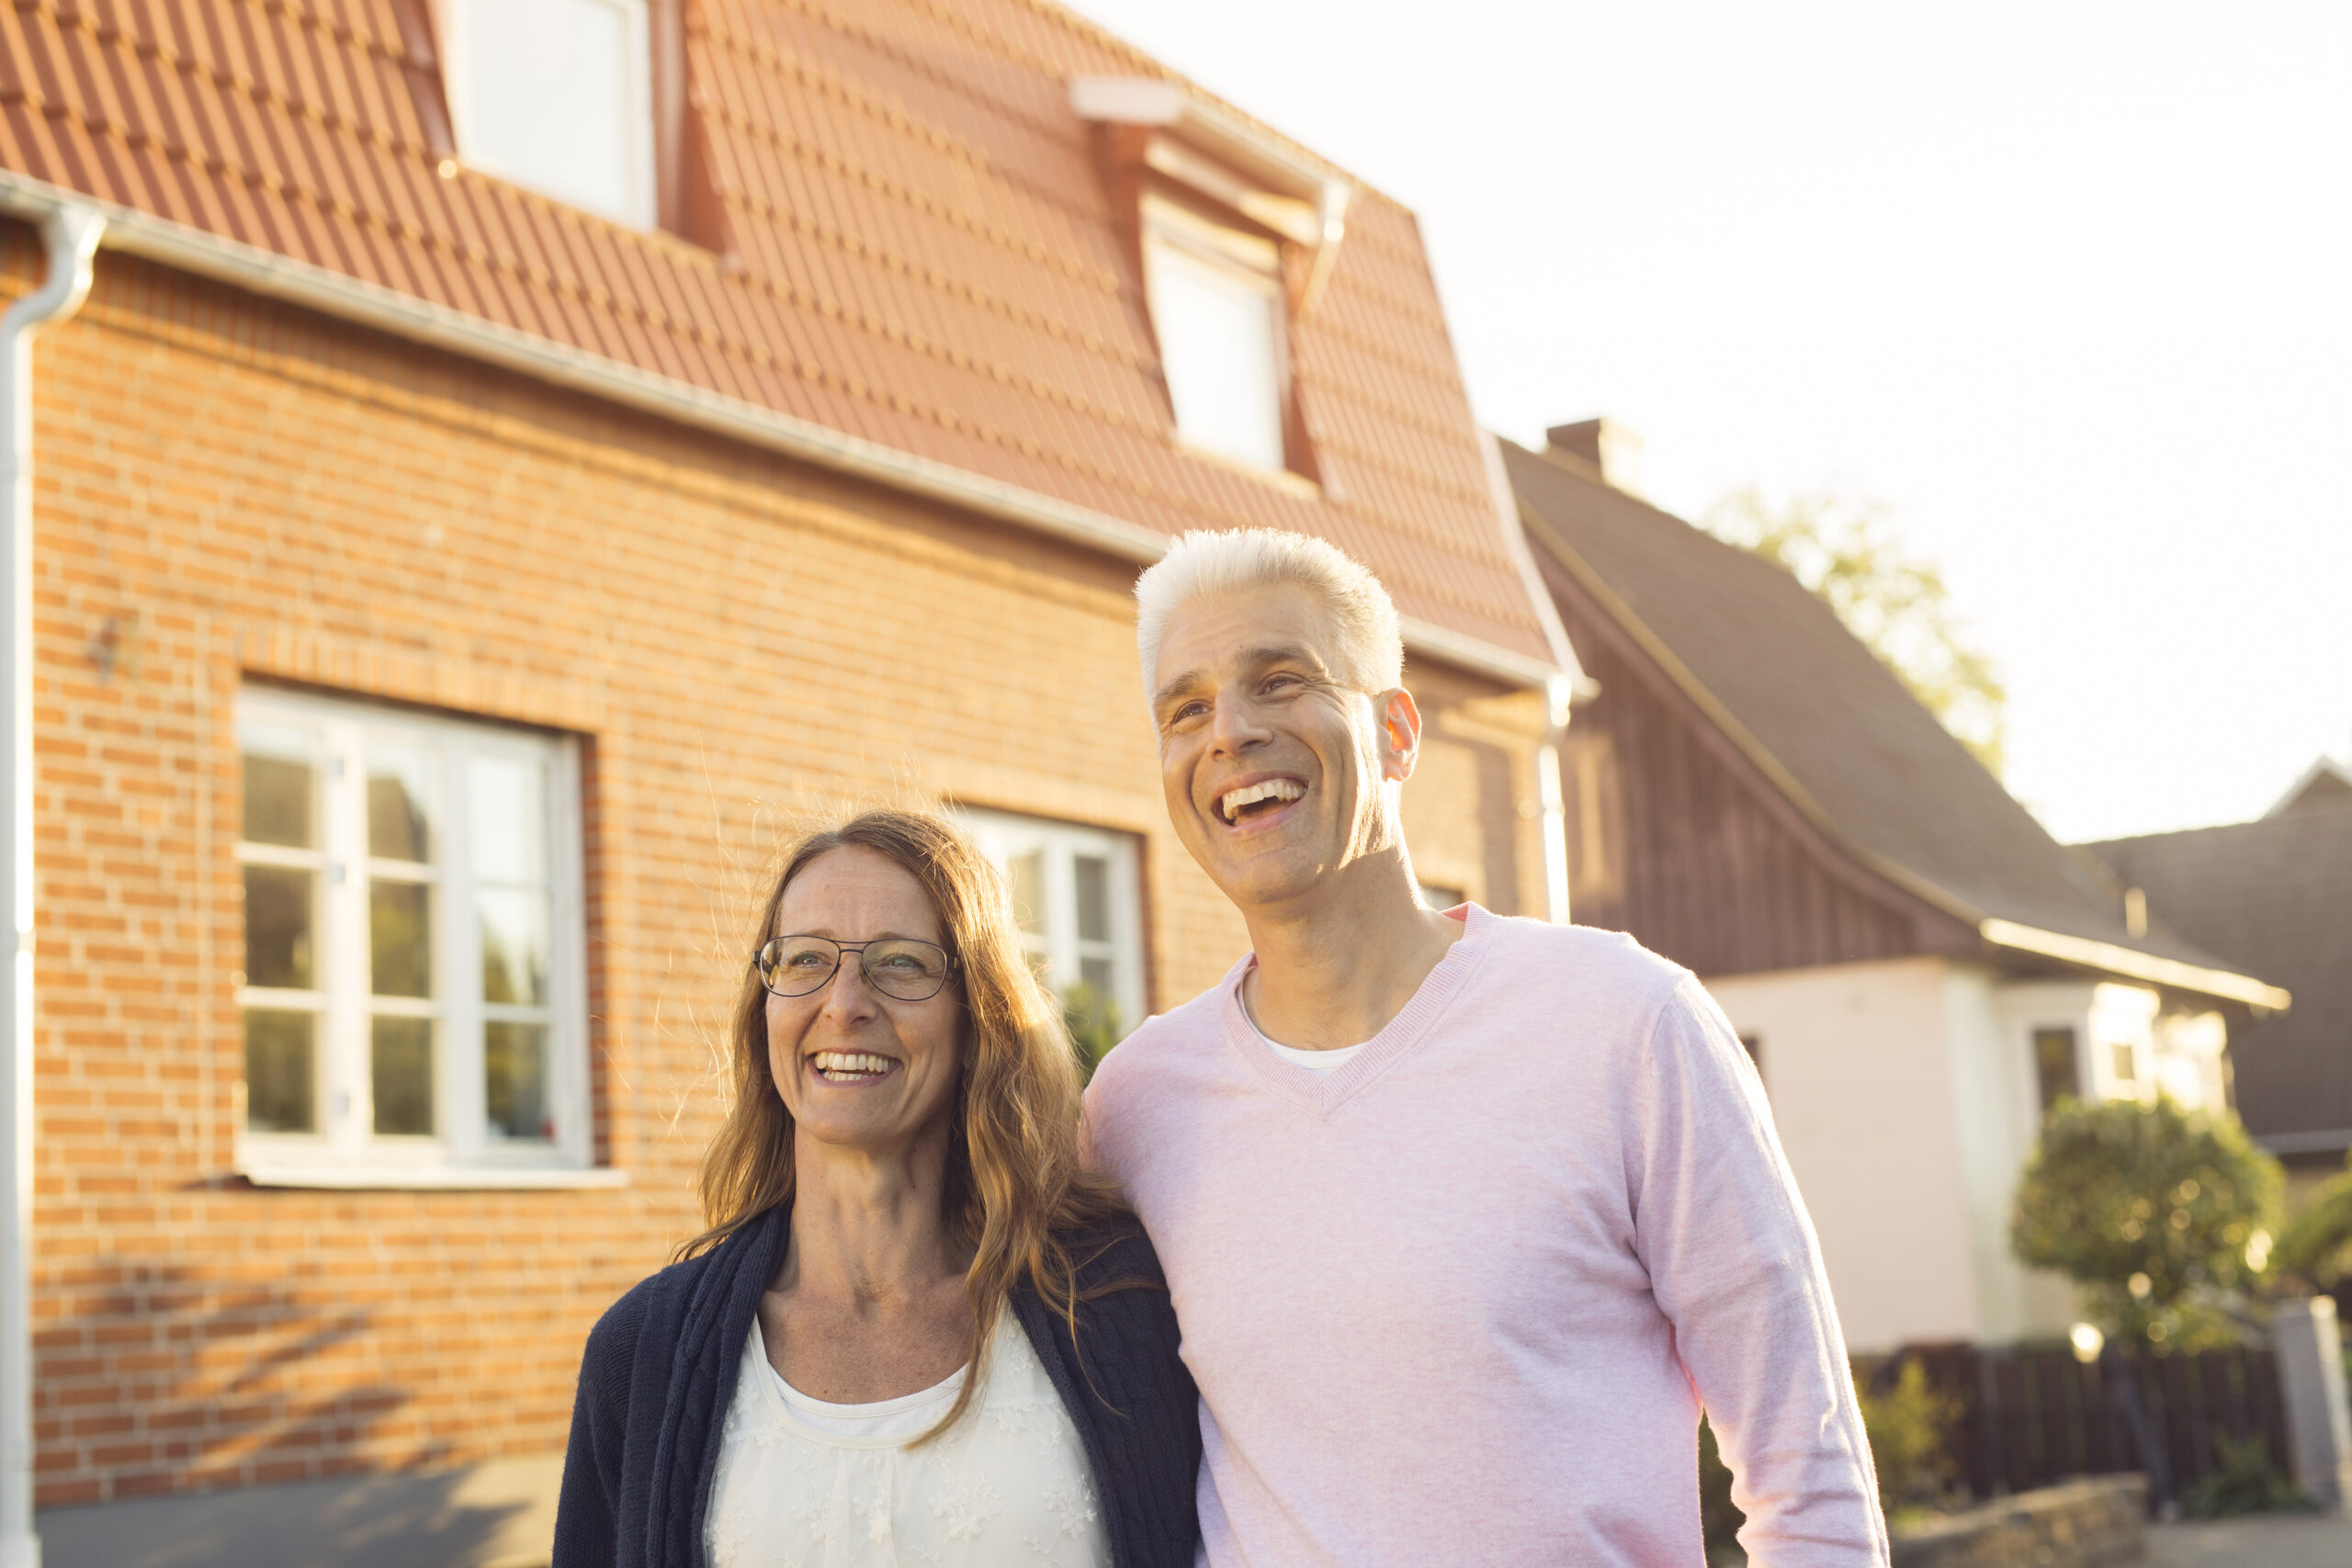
2011, 1096, 2283, 1351
1704, 487, 2007, 776
2272, 1153, 2352, 1294
2012, 1096, 2283, 1513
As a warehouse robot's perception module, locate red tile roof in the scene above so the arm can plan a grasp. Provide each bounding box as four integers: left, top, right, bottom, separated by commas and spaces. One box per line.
0, 0, 1555, 671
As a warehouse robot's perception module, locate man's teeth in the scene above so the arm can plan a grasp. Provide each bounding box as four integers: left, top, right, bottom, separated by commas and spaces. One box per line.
1219, 779, 1305, 822
811, 1052, 895, 1077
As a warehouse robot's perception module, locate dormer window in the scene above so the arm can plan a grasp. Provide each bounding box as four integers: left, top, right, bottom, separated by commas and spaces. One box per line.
433, 0, 657, 229
1073, 78, 1351, 485
1144, 195, 1288, 471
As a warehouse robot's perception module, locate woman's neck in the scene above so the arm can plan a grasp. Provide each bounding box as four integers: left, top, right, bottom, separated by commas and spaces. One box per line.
781, 1125, 967, 1308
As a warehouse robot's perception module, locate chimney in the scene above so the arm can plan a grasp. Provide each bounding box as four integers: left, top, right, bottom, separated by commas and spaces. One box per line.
1545, 418, 1645, 499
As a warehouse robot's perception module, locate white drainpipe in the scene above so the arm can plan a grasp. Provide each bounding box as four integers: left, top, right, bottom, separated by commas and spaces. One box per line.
1538, 673, 1575, 926
1, 201, 103, 1568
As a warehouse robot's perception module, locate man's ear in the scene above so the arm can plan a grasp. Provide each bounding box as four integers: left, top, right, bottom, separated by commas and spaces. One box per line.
1376, 688, 1423, 782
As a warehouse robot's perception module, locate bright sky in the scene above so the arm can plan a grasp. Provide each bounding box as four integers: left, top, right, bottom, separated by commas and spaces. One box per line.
1066, 0, 2352, 842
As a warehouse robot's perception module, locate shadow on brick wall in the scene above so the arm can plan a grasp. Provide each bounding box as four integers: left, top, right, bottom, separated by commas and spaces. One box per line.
33, 1253, 546, 1568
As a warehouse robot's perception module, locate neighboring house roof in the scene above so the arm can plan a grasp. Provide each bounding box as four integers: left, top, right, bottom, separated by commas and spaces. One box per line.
2268, 757, 2352, 819
1502, 437, 2285, 1008
2086, 806, 2352, 1153
0, 0, 1555, 675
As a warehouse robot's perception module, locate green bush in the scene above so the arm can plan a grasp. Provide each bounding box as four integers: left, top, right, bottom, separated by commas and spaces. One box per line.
1061, 980, 1121, 1082
2273, 1155, 2352, 1293
2011, 1096, 2282, 1349
1701, 1357, 1958, 1555
2178, 1431, 2309, 1518
1859, 1359, 1958, 1521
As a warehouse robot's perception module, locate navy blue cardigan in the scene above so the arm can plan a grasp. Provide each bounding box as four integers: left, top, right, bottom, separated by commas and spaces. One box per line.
552, 1203, 1201, 1568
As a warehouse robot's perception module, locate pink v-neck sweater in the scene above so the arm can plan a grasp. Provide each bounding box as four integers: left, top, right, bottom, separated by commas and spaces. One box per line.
1084, 906, 1888, 1566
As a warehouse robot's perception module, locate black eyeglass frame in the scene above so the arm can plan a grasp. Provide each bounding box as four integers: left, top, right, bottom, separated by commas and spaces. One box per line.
752, 935, 959, 1002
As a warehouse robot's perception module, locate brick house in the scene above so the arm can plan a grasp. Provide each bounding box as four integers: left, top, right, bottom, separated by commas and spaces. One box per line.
0, 2, 1576, 1558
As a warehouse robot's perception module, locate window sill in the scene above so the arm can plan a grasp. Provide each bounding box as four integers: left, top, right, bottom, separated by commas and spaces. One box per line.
242, 1164, 631, 1191
1171, 437, 1322, 501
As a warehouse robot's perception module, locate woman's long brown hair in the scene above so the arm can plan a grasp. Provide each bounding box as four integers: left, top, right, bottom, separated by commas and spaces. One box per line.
683, 809, 1130, 1439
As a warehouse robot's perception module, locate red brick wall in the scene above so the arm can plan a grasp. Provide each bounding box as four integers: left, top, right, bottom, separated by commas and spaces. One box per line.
3, 226, 1548, 1506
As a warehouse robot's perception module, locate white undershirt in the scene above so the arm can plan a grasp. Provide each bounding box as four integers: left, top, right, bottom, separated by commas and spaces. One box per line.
1245, 1010, 1368, 1074
768, 1355, 960, 1442
705, 1313, 1111, 1566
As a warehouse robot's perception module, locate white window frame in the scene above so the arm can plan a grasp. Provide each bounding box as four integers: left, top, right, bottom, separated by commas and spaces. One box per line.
956, 809, 1147, 1043
434, 0, 658, 230
235, 688, 611, 1189
1142, 192, 1294, 475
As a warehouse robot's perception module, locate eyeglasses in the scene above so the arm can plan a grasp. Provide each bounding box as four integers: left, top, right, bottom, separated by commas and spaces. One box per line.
753, 935, 956, 1001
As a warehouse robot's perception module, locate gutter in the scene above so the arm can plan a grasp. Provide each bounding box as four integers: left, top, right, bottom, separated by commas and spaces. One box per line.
0, 197, 103, 1568
1978, 919, 2290, 1013
0, 172, 1563, 694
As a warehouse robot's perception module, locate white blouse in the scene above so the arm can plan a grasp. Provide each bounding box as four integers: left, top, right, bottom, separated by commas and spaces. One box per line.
705, 1311, 1114, 1568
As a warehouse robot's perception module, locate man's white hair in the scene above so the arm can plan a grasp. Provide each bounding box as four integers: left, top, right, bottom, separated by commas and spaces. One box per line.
1135, 528, 1404, 698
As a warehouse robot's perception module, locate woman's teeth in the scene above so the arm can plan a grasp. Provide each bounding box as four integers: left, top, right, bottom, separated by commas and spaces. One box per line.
1219, 778, 1305, 822
811, 1051, 896, 1082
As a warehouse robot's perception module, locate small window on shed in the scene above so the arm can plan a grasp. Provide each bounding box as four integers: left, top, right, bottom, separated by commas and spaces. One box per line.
1739, 1033, 1765, 1089
1144, 196, 1290, 473
435, 0, 656, 228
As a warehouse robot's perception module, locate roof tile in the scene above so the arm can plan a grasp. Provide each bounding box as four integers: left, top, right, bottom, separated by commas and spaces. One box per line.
3, 0, 1549, 666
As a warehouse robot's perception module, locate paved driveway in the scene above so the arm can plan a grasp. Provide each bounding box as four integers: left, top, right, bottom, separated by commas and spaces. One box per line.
2146, 1511, 2352, 1567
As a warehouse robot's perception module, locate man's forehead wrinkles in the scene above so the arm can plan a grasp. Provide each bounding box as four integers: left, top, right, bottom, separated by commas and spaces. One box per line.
1237, 643, 1322, 672
1153, 640, 1327, 709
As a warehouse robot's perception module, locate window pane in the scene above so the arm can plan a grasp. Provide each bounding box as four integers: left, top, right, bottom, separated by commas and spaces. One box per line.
480, 889, 549, 1006
1080, 955, 1115, 1000
1008, 851, 1046, 936
448, 0, 650, 226
485, 1022, 551, 1143
371, 1016, 435, 1135
368, 747, 435, 863
1074, 855, 1111, 944
241, 726, 313, 848
243, 1010, 315, 1133
1152, 242, 1284, 471
2033, 1027, 2078, 1113
2111, 1043, 2137, 1086
370, 880, 434, 998
469, 756, 548, 886
243, 865, 314, 989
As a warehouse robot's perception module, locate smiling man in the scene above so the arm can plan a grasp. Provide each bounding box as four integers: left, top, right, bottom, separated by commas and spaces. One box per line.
1083, 529, 1889, 1565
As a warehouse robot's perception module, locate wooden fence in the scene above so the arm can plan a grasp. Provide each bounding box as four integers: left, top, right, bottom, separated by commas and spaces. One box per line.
1878, 1341, 2290, 1506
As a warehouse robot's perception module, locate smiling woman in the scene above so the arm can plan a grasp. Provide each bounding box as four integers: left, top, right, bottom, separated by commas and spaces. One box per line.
551, 811, 1202, 1568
